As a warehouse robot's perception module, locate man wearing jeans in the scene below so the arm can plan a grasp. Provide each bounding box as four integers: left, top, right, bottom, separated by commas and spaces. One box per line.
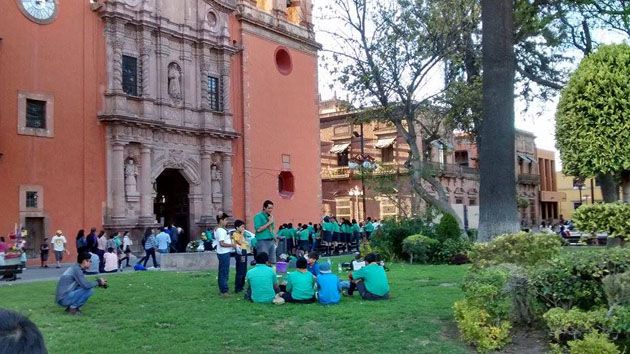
55, 252, 108, 315
254, 200, 276, 263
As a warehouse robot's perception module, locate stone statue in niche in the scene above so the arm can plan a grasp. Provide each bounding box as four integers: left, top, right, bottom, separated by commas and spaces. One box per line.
211, 164, 222, 202
167, 63, 182, 99
125, 159, 139, 196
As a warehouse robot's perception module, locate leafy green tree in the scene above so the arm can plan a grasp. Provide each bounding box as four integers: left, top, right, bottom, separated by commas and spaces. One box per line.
555, 44, 630, 202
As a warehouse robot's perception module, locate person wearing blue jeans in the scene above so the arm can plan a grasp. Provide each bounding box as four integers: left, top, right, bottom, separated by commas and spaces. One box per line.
55, 252, 108, 315
215, 213, 236, 296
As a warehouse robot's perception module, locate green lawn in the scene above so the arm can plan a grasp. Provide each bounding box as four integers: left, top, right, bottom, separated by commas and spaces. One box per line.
0, 261, 471, 353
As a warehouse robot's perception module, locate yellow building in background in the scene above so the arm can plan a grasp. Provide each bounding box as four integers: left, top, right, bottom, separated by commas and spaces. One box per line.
557, 173, 604, 219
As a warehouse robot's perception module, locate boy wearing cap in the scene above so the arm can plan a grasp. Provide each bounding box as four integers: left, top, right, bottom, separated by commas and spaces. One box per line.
316, 262, 341, 304
347, 253, 390, 300
51, 230, 67, 268
280, 257, 316, 303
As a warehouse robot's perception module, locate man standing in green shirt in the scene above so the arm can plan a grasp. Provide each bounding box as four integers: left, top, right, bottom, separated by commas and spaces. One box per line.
348, 253, 389, 300
363, 217, 375, 239
254, 200, 276, 263
280, 257, 316, 303
245, 252, 279, 303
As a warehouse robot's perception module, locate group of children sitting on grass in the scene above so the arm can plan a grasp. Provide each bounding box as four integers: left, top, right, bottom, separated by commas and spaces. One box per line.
244, 251, 390, 305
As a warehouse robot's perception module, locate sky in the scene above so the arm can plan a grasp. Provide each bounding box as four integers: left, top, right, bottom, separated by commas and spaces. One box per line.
312, 1, 627, 168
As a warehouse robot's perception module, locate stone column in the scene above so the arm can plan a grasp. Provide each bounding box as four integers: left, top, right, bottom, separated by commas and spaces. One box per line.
200, 151, 213, 220
111, 142, 126, 221
139, 146, 154, 222
222, 153, 233, 216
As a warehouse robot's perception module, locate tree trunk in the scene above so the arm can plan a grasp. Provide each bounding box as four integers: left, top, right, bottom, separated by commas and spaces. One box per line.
478, 0, 520, 242
621, 170, 630, 203
598, 173, 619, 202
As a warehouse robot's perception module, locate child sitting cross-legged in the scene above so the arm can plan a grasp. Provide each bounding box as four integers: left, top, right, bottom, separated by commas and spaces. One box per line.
316, 261, 341, 305
277, 257, 316, 304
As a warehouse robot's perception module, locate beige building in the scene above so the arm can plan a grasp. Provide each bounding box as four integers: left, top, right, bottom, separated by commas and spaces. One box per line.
537, 149, 565, 224
557, 173, 604, 219
320, 99, 544, 228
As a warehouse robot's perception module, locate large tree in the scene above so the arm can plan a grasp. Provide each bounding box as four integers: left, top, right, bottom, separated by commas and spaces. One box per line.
322, 0, 477, 228
477, 0, 520, 241
555, 44, 630, 203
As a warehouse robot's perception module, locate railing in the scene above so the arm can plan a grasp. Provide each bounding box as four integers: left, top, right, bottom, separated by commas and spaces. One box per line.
321, 167, 350, 179
422, 161, 479, 178
518, 173, 541, 185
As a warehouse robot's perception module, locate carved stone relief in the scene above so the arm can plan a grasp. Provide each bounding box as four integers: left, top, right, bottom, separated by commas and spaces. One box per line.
167, 62, 182, 100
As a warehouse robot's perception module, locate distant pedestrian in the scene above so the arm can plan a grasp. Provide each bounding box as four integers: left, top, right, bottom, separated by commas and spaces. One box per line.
40, 238, 50, 268
103, 247, 118, 273
141, 228, 159, 268
51, 230, 68, 268
231, 219, 249, 293
155, 228, 171, 254
75, 229, 87, 254
86, 227, 98, 253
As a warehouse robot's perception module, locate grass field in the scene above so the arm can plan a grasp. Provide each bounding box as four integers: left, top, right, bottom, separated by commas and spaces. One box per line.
0, 260, 471, 353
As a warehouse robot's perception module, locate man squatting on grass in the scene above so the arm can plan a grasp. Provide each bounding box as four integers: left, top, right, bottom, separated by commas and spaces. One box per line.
0, 309, 48, 354
55, 252, 108, 315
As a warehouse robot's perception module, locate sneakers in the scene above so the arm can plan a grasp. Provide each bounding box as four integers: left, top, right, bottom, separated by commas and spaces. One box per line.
273, 294, 285, 305
67, 308, 82, 316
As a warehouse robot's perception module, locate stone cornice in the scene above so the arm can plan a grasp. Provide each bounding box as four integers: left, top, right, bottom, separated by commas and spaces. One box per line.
98, 114, 240, 140
236, 5, 320, 53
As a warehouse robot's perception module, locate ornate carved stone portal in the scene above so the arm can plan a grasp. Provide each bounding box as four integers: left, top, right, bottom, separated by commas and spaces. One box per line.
97, 0, 239, 239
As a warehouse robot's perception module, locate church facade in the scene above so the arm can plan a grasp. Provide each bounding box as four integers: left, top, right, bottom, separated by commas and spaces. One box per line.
0, 0, 320, 260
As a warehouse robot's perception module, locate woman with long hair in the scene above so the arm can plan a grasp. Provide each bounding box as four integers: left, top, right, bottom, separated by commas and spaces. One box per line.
75, 229, 87, 254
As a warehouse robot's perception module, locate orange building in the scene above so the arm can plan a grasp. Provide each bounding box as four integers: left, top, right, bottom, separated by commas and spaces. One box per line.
0, 0, 320, 262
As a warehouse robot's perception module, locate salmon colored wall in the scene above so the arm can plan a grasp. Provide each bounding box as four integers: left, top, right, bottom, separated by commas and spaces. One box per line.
0, 3, 106, 261
241, 33, 321, 229
229, 15, 245, 223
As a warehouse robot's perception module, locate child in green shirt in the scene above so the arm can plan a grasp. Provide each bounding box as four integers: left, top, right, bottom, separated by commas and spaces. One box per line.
280, 257, 316, 303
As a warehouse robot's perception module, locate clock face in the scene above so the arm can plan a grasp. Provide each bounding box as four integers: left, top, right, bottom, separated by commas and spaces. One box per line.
18, 0, 57, 24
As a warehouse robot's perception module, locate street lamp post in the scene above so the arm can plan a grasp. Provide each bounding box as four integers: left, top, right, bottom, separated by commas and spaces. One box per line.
349, 122, 375, 220
349, 185, 363, 220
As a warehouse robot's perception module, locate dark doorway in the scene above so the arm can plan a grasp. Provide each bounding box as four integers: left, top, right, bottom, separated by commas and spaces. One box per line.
154, 169, 190, 252
24, 217, 45, 259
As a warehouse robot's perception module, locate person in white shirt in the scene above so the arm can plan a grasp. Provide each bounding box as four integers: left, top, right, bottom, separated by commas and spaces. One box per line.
103, 247, 118, 273
215, 213, 236, 296
51, 230, 68, 268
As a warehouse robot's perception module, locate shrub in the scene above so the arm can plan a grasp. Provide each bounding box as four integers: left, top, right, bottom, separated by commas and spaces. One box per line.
401, 234, 438, 264
573, 202, 630, 241
462, 266, 511, 319
453, 300, 511, 353
530, 248, 630, 310
567, 332, 620, 354
470, 232, 563, 268
371, 217, 434, 260
435, 238, 472, 264
466, 228, 478, 242
602, 272, 630, 307
435, 213, 461, 242
543, 307, 612, 342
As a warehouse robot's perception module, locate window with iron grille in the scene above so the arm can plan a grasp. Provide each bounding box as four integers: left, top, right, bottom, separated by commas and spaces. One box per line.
208, 76, 222, 111
26, 191, 38, 208
26, 99, 46, 129
122, 55, 138, 96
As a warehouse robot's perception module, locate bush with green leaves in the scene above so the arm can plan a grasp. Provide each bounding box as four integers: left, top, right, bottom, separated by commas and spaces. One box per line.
603, 272, 630, 307
371, 217, 434, 260
453, 265, 528, 352
567, 332, 621, 354
543, 307, 612, 342
435, 213, 461, 242
435, 238, 472, 264
530, 248, 630, 310
470, 232, 563, 268
573, 203, 630, 241
401, 234, 438, 264
453, 300, 511, 353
